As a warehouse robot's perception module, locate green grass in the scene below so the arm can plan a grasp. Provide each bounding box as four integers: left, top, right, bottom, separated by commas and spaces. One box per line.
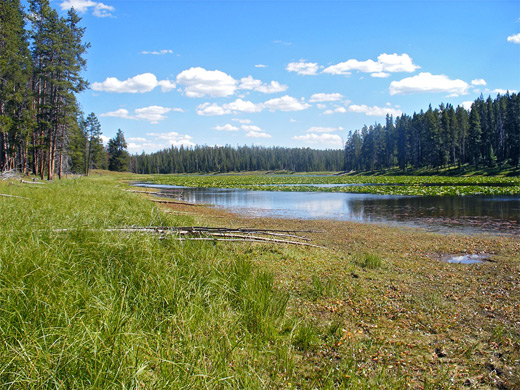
1, 174, 519, 389
0, 177, 295, 388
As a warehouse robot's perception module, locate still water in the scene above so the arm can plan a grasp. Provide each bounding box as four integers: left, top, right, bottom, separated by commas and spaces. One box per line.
136, 184, 520, 236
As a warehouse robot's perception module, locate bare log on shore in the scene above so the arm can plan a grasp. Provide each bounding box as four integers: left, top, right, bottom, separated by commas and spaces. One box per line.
53, 226, 325, 248
0, 193, 28, 199
20, 179, 47, 185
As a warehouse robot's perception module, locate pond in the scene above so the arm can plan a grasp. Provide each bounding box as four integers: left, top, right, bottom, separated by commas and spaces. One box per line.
136, 184, 520, 236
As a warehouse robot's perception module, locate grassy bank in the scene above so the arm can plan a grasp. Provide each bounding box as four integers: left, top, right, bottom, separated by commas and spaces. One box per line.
1, 174, 519, 389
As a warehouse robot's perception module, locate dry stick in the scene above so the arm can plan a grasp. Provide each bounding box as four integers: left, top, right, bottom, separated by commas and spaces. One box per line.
0, 193, 28, 199
52, 227, 324, 248
163, 237, 323, 248
208, 232, 324, 248
150, 199, 200, 206
20, 180, 46, 185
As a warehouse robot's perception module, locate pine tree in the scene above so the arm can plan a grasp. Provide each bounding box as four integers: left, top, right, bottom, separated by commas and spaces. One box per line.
108, 129, 130, 172
0, 0, 33, 172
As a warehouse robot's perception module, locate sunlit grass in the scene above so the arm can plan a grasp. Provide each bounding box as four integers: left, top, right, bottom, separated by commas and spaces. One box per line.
1, 174, 519, 389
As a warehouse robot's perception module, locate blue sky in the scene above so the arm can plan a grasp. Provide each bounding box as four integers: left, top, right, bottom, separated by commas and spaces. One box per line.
48, 0, 520, 153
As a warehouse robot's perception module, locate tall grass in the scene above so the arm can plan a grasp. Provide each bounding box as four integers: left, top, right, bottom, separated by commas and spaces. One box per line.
0, 177, 292, 388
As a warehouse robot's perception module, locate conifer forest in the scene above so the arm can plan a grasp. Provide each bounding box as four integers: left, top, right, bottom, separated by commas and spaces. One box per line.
1, 0, 519, 176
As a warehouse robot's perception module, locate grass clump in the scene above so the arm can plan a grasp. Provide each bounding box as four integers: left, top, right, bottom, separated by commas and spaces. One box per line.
355, 253, 383, 269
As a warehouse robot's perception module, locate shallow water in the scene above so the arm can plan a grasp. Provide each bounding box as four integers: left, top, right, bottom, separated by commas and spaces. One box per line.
135, 184, 520, 236
445, 254, 489, 264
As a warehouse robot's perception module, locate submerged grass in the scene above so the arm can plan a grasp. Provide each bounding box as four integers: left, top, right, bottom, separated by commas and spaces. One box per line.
1, 173, 520, 389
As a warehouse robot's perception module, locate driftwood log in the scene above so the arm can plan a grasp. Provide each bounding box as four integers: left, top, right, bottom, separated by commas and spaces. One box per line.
54, 226, 325, 248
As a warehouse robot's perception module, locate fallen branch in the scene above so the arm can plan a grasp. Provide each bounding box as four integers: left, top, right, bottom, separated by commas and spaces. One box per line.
150, 199, 200, 206
53, 225, 325, 248
20, 179, 47, 185
0, 193, 28, 199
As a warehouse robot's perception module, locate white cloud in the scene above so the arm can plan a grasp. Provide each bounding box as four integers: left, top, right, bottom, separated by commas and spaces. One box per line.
127, 132, 195, 153
309, 93, 344, 102
305, 126, 343, 133
348, 104, 402, 117
389, 72, 469, 96
214, 124, 239, 131
323, 53, 419, 77
92, 73, 175, 93
323, 107, 347, 115
141, 49, 173, 55
292, 133, 343, 147
255, 64, 267, 68
507, 33, 520, 44
491, 88, 518, 95
100, 105, 175, 123
196, 103, 230, 116
471, 78, 487, 86
60, 0, 114, 17
134, 106, 173, 123
241, 125, 263, 132
99, 135, 110, 145
100, 108, 131, 119
226, 99, 264, 113
370, 72, 391, 78
176, 67, 237, 98
232, 118, 252, 124
196, 99, 263, 116
263, 95, 310, 111
286, 60, 320, 76
246, 130, 271, 138
239, 76, 288, 94
461, 101, 473, 110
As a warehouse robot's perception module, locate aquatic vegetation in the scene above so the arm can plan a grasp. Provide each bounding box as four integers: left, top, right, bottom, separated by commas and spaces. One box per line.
146, 174, 520, 196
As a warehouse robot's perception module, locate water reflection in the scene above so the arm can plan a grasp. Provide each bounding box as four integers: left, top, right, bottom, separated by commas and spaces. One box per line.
136, 184, 520, 236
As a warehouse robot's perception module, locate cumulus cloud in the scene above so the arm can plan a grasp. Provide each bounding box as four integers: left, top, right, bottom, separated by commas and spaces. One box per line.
348, 104, 402, 117
176, 68, 286, 97
461, 101, 474, 110
92, 73, 175, 93
100, 105, 176, 123
292, 133, 343, 147
246, 130, 271, 138
232, 118, 252, 124
197, 96, 309, 116
491, 88, 518, 95
323, 53, 419, 77
60, 0, 114, 17
127, 132, 194, 152
196, 99, 263, 116
141, 49, 174, 55
263, 95, 310, 111
305, 126, 343, 133
241, 125, 263, 132
239, 76, 288, 94
323, 107, 347, 115
309, 93, 344, 102
471, 78, 487, 86
176, 67, 237, 98
286, 60, 320, 76
389, 72, 469, 96
507, 33, 520, 43
214, 124, 239, 131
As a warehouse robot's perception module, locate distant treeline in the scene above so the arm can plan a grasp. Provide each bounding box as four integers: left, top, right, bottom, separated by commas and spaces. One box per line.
132, 93, 519, 175
345, 93, 520, 172
131, 145, 345, 174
